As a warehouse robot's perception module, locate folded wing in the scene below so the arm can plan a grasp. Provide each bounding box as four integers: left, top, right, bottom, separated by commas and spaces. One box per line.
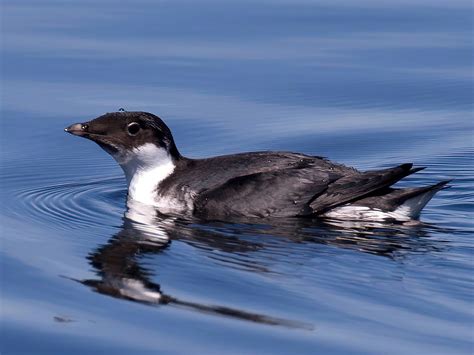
194, 168, 335, 219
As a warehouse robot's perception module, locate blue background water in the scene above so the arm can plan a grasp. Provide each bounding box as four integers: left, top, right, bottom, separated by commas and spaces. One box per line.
1, 1, 473, 354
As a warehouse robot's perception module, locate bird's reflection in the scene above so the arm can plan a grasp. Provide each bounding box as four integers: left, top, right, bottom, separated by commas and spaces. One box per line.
78, 201, 444, 329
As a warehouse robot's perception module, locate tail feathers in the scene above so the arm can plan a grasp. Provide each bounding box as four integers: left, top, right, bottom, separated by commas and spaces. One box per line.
310, 163, 426, 214
348, 180, 451, 220
395, 180, 451, 218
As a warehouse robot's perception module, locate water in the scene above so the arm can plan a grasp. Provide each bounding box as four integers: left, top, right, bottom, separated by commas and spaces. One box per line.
1, 1, 473, 354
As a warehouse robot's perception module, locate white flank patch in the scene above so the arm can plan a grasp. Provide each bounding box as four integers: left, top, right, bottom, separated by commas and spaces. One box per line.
323, 189, 440, 222
112, 143, 175, 206
323, 205, 412, 222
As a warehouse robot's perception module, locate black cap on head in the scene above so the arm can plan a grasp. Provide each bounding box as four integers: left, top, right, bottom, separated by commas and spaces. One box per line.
65, 111, 181, 159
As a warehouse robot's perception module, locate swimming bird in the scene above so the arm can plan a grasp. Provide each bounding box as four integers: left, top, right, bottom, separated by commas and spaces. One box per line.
65, 111, 449, 221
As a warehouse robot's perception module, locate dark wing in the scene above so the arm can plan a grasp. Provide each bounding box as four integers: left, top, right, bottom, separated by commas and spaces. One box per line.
194, 168, 337, 219
310, 163, 423, 214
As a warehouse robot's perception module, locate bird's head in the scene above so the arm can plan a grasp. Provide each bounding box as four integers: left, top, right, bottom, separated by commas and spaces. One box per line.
65, 111, 181, 182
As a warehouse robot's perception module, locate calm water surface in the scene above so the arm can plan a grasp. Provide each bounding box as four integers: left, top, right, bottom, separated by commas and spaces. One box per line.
1, 1, 473, 354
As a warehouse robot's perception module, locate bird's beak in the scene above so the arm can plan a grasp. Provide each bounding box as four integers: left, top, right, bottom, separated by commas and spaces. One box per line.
64, 122, 117, 153
64, 123, 88, 137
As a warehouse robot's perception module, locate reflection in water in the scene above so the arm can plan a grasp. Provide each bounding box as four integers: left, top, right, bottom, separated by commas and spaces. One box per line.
306, 219, 445, 259
78, 202, 313, 329
78, 201, 444, 330
178, 216, 444, 261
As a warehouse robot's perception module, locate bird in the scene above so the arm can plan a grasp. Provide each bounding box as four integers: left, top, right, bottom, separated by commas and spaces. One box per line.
65, 111, 449, 221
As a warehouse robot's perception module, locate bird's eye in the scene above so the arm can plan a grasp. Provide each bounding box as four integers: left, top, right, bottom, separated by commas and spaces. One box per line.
127, 122, 141, 136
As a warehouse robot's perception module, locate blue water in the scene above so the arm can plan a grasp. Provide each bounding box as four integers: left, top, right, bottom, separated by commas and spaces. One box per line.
1, 1, 473, 354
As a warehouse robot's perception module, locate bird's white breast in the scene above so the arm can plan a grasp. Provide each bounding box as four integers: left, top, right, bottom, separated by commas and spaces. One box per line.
112, 143, 176, 206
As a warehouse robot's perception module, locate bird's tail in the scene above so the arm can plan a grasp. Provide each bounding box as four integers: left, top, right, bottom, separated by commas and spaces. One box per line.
393, 180, 451, 219
329, 180, 453, 221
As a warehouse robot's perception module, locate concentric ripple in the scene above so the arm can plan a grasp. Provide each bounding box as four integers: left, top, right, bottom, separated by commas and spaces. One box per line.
7, 176, 126, 232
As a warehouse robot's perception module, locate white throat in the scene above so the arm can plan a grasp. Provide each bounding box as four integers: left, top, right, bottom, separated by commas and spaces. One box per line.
113, 143, 176, 205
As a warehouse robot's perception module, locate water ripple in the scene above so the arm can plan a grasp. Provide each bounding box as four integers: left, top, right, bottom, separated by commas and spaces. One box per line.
8, 177, 126, 232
